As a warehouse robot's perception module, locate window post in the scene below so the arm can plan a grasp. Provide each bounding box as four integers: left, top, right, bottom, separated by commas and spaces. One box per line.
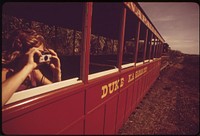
117, 7, 126, 72
80, 2, 93, 84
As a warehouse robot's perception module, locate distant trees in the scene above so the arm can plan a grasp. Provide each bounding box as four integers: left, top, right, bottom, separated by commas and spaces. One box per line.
2, 14, 83, 56
2, 14, 120, 56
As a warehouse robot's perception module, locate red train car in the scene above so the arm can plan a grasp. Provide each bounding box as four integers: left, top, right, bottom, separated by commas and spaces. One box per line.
2, 2, 165, 134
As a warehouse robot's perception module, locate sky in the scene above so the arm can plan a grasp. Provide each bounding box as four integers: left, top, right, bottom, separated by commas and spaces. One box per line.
139, 2, 199, 55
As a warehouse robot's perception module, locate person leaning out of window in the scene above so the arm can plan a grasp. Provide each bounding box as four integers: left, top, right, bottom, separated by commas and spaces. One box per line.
2, 29, 62, 106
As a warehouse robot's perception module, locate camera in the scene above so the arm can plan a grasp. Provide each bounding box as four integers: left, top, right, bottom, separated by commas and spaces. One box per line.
34, 51, 52, 64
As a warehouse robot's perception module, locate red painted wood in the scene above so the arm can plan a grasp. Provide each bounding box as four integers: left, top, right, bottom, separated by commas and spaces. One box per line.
2, 91, 85, 135
124, 85, 134, 121
117, 7, 126, 71
59, 119, 84, 134
116, 89, 127, 131
104, 95, 118, 134
132, 82, 137, 111
2, 59, 162, 135
2, 83, 84, 122
86, 76, 120, 113
85, 106, 104, 135
80, 2, 92, 84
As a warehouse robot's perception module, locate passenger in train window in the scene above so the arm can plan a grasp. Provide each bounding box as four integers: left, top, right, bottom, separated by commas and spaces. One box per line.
1, 29, 62, 106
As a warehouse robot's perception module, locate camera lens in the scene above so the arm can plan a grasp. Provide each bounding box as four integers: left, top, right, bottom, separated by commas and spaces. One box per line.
44, 55, 48, 61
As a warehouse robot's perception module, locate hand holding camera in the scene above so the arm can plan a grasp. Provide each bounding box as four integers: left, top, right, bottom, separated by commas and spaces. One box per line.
34, 51, 52, 64
31, 48, 61, 81
33, 48, 61, 81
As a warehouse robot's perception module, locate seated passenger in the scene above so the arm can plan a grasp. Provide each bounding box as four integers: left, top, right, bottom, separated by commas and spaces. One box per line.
2, 29, 62, 106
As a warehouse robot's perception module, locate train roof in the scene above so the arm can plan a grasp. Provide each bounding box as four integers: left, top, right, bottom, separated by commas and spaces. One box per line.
2, 2, 164, 42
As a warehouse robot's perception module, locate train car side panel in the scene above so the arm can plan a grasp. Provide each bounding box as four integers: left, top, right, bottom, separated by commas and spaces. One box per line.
104, 95, 118, 134
85, 105, 105, 135
115, 89, 127, 132
124, 84, 134, 121
2, 91, 85, 135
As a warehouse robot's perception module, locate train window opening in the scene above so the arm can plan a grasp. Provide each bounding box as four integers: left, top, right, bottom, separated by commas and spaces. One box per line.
159, 42, 162, 58
136, 23, 147, 65
156, 41, 161, 58
150, 36, 155, 60
155, 40, 159, 58
122, 7, 138, 69
144, 31, 153, 62
2, 2, 85, 105
153, 38, 158, 59
159, 42, 162, 57
89, 3, 122, 79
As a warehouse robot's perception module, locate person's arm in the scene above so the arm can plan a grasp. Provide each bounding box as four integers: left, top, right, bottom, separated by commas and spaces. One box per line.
2, 65, 34, 106
48, 49, 62, 82
2, 47, 41, 106
32, 69, 53, 85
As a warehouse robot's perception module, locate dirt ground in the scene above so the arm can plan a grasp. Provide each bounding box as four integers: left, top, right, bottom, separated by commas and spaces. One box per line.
118, 54, 199, 135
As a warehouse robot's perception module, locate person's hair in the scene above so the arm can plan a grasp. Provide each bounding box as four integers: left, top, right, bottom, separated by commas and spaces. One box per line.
2, 29, 47, 67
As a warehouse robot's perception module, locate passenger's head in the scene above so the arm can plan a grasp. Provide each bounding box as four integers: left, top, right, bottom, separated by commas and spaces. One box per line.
11, 29, 47, 52
2, 29, 47, 66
